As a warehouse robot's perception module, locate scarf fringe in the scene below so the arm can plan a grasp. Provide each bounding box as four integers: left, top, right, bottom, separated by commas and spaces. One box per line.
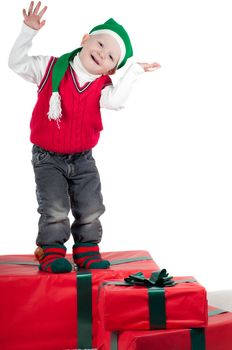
47, 92, 62, 123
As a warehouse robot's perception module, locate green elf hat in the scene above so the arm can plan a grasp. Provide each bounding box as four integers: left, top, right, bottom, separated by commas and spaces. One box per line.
48, 18, 133, 122
89, 18, 133, 69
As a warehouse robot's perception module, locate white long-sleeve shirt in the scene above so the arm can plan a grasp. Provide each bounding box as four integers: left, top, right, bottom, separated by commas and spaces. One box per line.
8, 23, 144, 110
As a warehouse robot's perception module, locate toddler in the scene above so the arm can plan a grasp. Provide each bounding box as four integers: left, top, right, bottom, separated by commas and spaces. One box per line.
8, 1, 161, 273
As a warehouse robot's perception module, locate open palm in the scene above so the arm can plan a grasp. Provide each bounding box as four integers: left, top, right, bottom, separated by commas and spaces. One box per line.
23, 1, 47, 30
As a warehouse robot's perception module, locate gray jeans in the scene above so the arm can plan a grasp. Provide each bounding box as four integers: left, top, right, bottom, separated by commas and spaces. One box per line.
32, 145, 105, 246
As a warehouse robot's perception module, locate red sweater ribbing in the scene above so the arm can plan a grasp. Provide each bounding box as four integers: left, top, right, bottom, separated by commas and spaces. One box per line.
30, 57, 112, 153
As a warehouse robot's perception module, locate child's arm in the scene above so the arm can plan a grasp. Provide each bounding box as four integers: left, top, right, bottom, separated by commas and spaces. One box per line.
8, 1, 50, 85
100, 62, 161, 110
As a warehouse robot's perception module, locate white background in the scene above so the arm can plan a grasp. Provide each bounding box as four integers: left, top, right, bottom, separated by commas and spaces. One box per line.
1, 0, 232, 291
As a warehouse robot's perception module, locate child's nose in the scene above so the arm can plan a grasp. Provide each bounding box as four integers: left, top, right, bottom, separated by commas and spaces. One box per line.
98, 50, 106, 60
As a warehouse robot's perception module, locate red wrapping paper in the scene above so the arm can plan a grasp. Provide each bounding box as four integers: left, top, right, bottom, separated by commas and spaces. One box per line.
0, 250, 159, 350
97, 306, 232, 350
98, 276, 207, 331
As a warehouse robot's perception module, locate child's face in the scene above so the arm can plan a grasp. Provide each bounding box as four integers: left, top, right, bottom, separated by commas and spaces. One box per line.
79, 33, 121, 75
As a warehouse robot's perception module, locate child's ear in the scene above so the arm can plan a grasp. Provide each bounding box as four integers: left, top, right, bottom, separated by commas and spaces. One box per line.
81, 33, 90, 45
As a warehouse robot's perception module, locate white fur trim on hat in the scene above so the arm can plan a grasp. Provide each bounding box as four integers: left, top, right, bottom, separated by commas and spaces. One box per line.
90, 29, 126, 66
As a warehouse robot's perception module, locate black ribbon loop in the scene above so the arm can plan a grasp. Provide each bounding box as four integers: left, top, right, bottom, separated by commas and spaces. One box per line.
124, 269, 176, 288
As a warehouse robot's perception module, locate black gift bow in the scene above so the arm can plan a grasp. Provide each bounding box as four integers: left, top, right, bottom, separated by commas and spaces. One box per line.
124, 269, 176, 288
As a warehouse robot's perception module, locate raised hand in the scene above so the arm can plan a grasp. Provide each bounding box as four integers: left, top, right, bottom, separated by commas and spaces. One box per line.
23, 1, 47, 30
137, 62, 161, 72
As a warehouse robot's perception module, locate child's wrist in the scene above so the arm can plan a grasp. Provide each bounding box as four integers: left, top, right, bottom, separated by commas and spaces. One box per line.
22, 21, 39, 35
134, 62, 146, 74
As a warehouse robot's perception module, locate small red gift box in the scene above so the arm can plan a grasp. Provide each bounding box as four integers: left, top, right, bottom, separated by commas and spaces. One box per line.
98, 270, 207, 331
97, 306, 232, 350
0, 250, 159, 350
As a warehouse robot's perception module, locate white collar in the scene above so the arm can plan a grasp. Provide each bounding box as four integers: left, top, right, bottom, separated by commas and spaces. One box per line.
70, 53, 101, 86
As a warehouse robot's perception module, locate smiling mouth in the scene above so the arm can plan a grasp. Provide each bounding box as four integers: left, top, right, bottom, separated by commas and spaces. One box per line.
91, 54, 100, 65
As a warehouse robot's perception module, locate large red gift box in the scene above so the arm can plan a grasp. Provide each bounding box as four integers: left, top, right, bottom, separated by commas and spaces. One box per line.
97, 306, 232, 350
98, 273, 207, 331
0, 250, 159, 350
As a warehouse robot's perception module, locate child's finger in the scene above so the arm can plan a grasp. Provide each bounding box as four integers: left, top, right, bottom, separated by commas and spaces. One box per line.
22, 9, 27, 19
34, 1, 41, 15
146, 68, 159, 72
150, 63, 161, 68
39, 19, 46, 29
28, 1, 34, 15
38, 6, 47, 19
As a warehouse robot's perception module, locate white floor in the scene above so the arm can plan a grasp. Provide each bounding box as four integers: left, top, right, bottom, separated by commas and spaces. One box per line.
207, 290, 232, 311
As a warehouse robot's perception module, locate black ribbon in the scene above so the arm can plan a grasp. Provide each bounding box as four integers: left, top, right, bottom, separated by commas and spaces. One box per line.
124, 269, 176, 288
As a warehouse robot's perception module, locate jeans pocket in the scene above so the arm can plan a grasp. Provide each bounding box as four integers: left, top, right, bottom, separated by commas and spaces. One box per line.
32, 148, 50, 166
84, 150, 94, 162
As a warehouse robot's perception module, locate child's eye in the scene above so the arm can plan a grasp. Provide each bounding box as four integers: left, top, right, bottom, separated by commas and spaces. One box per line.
109, 55, 114, 61
98, 42, 103, 47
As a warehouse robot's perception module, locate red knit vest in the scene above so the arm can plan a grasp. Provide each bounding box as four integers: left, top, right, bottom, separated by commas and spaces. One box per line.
30, 57, 112, 153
